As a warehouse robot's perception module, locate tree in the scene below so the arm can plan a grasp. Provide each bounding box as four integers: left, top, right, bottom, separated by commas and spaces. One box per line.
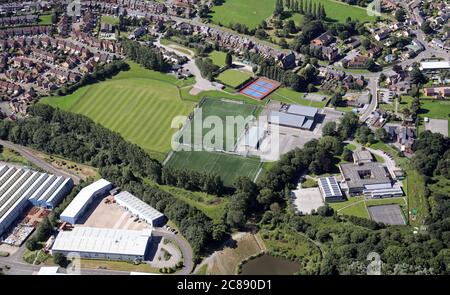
26, 238, 39, 251
395, 9, 406, 22
342, 148, 353, 162
225, 52, 233, 67
274, 0, 284, 17
317, 205, 334, 217
34, 216, 53, 242
361, 38, 371, 50
410, 67, 427, 85
355, 126, 374, 145
338, 112, 359, 139
421, 21, 433, 34
53, 253, 67, 267
375, 128, 388, 142
255, 29, 268, 39
322, 121, 337, 136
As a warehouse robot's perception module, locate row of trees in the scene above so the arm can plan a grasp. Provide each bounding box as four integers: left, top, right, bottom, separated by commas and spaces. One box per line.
195, 57, 220, 81
0, 105, 162, 182
122, 40, 168, 72
412, 131, 450, 177
161, 167, 224, 196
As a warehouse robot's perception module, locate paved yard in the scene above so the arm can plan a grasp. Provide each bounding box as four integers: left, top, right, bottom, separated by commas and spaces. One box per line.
78, 196, 151, 231
425, 118, 448, 137
292, 185, 324, 215
368, 204, 406, 225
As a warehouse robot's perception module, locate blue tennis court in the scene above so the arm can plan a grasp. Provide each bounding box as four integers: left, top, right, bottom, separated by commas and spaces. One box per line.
240, 77, 281, 100
249, 84, 269, 93
243, 89, 263, 98
255, 80, 274, 88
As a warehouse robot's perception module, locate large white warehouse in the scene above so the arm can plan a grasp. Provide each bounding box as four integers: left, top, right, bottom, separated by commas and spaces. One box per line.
115, 191, 165, 227
0, 165, 73, 238
52, 227, 152, 262
60, 179, 112, 224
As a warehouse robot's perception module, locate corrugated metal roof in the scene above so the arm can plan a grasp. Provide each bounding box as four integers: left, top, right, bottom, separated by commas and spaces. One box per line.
52, 227, 151, 256
286, 104, 318, 118
269, 111, 306, 128
60, 179, 111, 220
115, 191, 164, 223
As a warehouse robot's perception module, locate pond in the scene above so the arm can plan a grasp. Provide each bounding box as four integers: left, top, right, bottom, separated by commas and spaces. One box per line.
240, 254, 300, 275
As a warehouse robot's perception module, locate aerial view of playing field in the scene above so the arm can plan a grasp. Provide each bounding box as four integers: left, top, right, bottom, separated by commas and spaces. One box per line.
40, 62, 196, 160
209, 0, 376, 28
166, 151, 262, 187
210, 0, 275, 29
217, 69, 253, 88
177, 98, 259, 151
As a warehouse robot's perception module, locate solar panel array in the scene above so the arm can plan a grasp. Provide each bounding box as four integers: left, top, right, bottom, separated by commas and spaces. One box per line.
240, 78, 281, 100
319, 177, 342, 199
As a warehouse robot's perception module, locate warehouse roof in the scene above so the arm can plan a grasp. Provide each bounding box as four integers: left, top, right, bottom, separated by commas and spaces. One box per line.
286, 104, 318, 118
52, 227, 152, 256
420, 61, 450, 70
115, 191, 164, 222
60, 179, 111, 220
269, 111, 308, 129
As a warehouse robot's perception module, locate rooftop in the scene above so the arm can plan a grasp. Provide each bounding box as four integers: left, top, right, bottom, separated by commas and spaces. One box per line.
353, 150, 373, 164
52, 227, 152, 256
420, 61, 450, 70
268, 111, 314, 129
339, 162, 391, 189
60, 179, 111, 220
318, 177, 343, 199
114, 191, 164, 222
286, 104, 318, 118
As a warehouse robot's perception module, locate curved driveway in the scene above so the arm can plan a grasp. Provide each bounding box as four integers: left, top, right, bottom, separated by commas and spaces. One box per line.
152, 228, 194, 275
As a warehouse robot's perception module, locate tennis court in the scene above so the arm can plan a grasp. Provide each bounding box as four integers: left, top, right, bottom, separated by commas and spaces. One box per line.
240, 77, 281, 100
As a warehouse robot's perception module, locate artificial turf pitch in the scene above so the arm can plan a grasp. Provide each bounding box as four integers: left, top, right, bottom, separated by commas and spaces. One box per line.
166, 151, 262, 187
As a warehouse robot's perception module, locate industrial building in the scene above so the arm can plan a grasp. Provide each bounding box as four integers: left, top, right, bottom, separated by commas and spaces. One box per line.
60, 179, 112, 224
52, 227, 152, 262
268, 104, 318, 130
339, 162, 403, 198
114, 191, 165, 227
419, 61, 450, 71
0, 165, 73, 238
318, 177, 345, 202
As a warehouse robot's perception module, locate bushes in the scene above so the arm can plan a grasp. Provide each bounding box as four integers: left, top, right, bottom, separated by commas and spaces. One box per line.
161, 167, 224, 196
122, 40, 168, 72
195, 58, 220, 80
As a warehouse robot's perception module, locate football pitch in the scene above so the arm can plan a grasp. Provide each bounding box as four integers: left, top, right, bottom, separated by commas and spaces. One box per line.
40, 62, 196, 160
209, 0, 377, 28
166, 151, 262, 187
177, 98, 259, 151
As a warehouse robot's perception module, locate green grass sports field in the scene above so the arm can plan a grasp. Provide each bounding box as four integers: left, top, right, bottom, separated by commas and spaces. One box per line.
209, 0, 376, 28
210, 0, 275, 29
217, 70, 253, 88
178, 98, 258, 151
166, 151, 262, 187
40, 62, 196, 160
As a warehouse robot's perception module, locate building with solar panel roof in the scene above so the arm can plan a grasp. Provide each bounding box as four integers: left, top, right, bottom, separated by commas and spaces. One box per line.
318, 177, 345, 202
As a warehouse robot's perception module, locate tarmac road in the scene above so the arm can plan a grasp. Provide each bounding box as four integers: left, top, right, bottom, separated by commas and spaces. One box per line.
0, 140, 81, 184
